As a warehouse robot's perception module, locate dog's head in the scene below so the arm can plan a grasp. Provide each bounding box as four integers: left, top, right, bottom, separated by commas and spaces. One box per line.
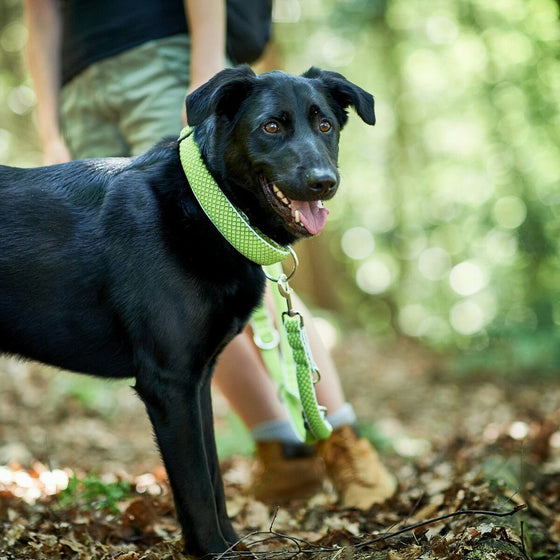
186, 66, 375, 245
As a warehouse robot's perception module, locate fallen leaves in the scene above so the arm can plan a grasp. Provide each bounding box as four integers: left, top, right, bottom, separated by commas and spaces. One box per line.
387, 544, 422, 560
1, 342, 559, 559
0, 458, 541, 560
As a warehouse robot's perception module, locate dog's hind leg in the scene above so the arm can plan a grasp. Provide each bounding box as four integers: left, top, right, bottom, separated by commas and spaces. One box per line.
135, 370, 231, 557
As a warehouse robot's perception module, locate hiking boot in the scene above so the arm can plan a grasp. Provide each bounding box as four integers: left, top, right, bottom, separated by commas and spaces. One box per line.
250, 441, 326, 503
316, 425, 397, 510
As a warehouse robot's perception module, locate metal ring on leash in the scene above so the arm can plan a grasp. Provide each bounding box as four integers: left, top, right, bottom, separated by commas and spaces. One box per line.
263, 246, 299, 282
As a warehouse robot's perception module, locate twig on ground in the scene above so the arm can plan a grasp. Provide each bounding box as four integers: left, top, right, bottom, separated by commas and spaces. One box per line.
355, 504, 527, 549
519, 520, 533, 560
211, 504, 527, 559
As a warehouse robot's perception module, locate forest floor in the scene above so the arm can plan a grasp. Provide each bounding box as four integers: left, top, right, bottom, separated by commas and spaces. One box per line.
0, 334, 559, 559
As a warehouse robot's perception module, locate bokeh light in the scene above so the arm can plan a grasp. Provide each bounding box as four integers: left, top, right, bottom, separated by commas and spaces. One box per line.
341, 226, 375, 260
418, 247, 451, 281
450, 300, 485, 335
449, 261, 486, 296
356, 258, 394, 295
492, 196, 527, 229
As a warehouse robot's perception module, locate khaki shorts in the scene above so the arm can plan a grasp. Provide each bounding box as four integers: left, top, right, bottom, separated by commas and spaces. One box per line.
61, 34, 190, 159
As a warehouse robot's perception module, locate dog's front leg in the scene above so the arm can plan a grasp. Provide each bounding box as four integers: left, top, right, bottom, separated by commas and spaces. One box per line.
200, 377, 239, 545
136, 373, 230, 558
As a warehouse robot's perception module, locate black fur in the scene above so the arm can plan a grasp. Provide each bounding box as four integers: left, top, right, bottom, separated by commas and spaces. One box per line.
0, 67, 374, 558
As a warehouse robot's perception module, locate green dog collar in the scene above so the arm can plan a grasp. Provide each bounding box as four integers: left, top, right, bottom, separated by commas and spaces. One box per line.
178, 126, 292, 266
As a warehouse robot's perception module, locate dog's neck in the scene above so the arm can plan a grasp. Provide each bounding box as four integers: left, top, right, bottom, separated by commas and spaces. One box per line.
178, 127, 291, 266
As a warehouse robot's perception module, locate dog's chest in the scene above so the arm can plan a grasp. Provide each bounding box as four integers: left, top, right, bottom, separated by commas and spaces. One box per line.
211, 264, 265, 320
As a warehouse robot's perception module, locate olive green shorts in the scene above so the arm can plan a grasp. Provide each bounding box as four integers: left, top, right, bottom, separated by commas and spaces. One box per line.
61, 34, 190, 159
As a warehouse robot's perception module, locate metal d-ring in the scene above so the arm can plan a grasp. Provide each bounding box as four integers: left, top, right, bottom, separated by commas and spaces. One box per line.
263, 246, 299, 282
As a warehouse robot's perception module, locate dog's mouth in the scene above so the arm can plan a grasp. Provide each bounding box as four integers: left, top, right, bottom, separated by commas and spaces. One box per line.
260, 178, 330, 237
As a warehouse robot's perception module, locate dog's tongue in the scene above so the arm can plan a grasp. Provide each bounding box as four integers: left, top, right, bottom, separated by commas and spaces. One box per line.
292, 200, 330, 235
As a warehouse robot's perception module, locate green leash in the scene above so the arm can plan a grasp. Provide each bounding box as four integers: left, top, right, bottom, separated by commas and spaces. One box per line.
179, 126, 332, 443
250, 265, 333, 443
259, 265, 333, 443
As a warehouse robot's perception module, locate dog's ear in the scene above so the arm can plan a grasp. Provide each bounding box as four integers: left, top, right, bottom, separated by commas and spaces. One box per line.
302, 67, 375, 127
186, 65, 257, 125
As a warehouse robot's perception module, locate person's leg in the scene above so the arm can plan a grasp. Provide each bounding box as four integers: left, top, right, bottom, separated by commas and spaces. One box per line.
214, 285, 396, 507
107, 35, 191, 155
60, 64, 129, 159
213, 287, 335, 503
213, 328, 289, 430
215, 325, 328, 503
213, 287, 355, 434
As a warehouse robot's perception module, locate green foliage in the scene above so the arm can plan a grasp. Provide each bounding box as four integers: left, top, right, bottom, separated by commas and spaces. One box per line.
0, 0, 41, 166
215, 411, 255, 459
2, 0, 560, 374
358, 422, 395, 452
274, 0, 560, 374
51, 374, 131, 417
59, 472, 131, 514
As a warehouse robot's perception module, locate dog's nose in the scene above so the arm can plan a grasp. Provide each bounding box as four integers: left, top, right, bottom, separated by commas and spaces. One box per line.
306, 168, 338, 199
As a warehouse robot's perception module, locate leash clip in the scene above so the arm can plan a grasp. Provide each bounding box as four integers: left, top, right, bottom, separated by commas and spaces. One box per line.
277, 273, 303, 324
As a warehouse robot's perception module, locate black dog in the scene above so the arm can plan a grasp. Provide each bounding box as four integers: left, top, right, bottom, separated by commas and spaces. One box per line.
0, 66, 374, 557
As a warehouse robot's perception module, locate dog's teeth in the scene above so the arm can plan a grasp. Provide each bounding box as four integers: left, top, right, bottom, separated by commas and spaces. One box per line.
294, 209, 301, 224
318, 200, 324, 208
272, 184, 291, 207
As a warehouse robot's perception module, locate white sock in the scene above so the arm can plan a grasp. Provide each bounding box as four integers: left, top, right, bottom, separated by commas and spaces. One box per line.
251, 403, 358, 443
327, 402, 357, 429
251, 418, 301, 444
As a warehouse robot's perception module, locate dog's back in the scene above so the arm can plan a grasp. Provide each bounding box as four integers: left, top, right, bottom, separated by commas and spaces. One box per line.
0, 156, 184, 377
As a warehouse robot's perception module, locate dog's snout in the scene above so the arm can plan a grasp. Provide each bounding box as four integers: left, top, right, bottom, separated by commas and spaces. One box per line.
306, 168, 338, 198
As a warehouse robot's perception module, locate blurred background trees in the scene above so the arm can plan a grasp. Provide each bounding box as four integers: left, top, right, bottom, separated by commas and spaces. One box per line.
1, 0, 559, 375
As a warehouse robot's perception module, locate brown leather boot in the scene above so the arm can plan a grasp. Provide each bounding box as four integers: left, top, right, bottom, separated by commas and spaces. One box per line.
316, 425, 397, 510
250, 441, 326, 504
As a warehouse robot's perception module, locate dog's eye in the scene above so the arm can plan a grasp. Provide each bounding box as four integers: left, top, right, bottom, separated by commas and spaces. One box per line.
263, 121, 280, 134
319, 119, 332, 133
